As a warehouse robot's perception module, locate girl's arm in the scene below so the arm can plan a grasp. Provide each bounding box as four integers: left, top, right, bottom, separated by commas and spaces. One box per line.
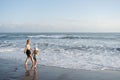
37, 51, 39, 56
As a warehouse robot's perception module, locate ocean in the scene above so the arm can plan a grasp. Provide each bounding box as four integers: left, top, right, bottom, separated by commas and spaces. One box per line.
0, 33, 120, 71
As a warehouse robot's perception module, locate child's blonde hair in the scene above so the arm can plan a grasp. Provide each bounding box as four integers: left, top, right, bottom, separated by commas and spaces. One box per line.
33, 50, 38, 55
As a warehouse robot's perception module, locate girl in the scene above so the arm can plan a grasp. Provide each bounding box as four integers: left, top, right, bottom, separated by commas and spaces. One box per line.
24, 39, 34, 71
32, 47, 39, 69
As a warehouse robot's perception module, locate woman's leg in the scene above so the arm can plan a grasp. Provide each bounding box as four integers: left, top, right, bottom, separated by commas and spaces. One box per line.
24, 57, 29, 71
30, 55, 34, 69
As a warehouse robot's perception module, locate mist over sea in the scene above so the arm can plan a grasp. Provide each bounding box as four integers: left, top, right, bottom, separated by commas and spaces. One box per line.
1, 33, 120, 70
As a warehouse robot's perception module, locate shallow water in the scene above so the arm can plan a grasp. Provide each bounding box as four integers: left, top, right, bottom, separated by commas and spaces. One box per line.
0, 33, 120, 70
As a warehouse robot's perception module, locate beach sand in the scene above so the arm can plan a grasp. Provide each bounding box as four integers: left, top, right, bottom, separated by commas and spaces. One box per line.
1, 59, 120, 80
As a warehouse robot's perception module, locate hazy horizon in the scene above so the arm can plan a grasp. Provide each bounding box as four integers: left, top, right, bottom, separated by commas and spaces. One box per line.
0, 0, 120, 32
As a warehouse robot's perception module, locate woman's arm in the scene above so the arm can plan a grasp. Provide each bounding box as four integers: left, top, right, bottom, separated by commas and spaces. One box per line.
24, 45, 27, 53
30, 48, 33, 51
32, 50, 34, 55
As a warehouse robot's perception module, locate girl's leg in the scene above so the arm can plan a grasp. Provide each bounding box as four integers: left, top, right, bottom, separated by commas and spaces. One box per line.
34, 61, 38, 69
25, 57, 29, 71
34, 60, 36, 68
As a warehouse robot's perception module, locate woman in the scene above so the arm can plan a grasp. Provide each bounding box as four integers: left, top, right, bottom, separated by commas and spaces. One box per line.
24, 39, 34, 71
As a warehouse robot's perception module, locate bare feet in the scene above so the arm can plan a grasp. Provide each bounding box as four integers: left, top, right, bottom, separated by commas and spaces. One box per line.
34, 66, 37, 70
31, 65, 34, 70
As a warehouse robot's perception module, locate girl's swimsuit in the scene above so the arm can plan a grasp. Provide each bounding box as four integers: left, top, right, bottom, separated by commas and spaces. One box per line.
33, 54, 37, 61
26, 49, 31, 57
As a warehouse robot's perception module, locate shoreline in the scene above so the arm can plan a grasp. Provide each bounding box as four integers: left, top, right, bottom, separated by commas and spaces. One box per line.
1, 59, 120, 80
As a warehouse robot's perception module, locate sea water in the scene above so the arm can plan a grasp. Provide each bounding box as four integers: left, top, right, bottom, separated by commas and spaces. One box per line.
0, 33, 120, 70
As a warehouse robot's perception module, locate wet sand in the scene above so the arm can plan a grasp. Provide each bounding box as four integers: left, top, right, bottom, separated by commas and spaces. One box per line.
1, 58, 120, 80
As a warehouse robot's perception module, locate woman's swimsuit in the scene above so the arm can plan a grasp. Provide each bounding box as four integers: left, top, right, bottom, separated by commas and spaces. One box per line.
26, 49, 31, 57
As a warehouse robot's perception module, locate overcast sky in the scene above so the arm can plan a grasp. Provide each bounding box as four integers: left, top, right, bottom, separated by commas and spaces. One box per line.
0, 0, 120, 32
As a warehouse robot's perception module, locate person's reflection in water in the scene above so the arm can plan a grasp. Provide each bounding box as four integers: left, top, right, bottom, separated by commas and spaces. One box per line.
23, 69, 32, 80
23, 69, 37, 80
32, 69, 37, 80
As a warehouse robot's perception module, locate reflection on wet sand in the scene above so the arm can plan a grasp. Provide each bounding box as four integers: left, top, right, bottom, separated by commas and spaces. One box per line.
22, 69, 37, 80
32, 69, 37, 80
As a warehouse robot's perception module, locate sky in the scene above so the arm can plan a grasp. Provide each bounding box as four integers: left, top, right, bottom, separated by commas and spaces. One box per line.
0, 0, 120, 32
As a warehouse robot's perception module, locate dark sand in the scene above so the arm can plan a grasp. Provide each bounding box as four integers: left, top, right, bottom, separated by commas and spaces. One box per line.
1, 59, 120, 80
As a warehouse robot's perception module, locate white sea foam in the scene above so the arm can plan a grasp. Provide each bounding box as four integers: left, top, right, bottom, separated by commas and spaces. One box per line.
38, 48, 120, 70
0, 48, 16, 52
27, 35, 63, 39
